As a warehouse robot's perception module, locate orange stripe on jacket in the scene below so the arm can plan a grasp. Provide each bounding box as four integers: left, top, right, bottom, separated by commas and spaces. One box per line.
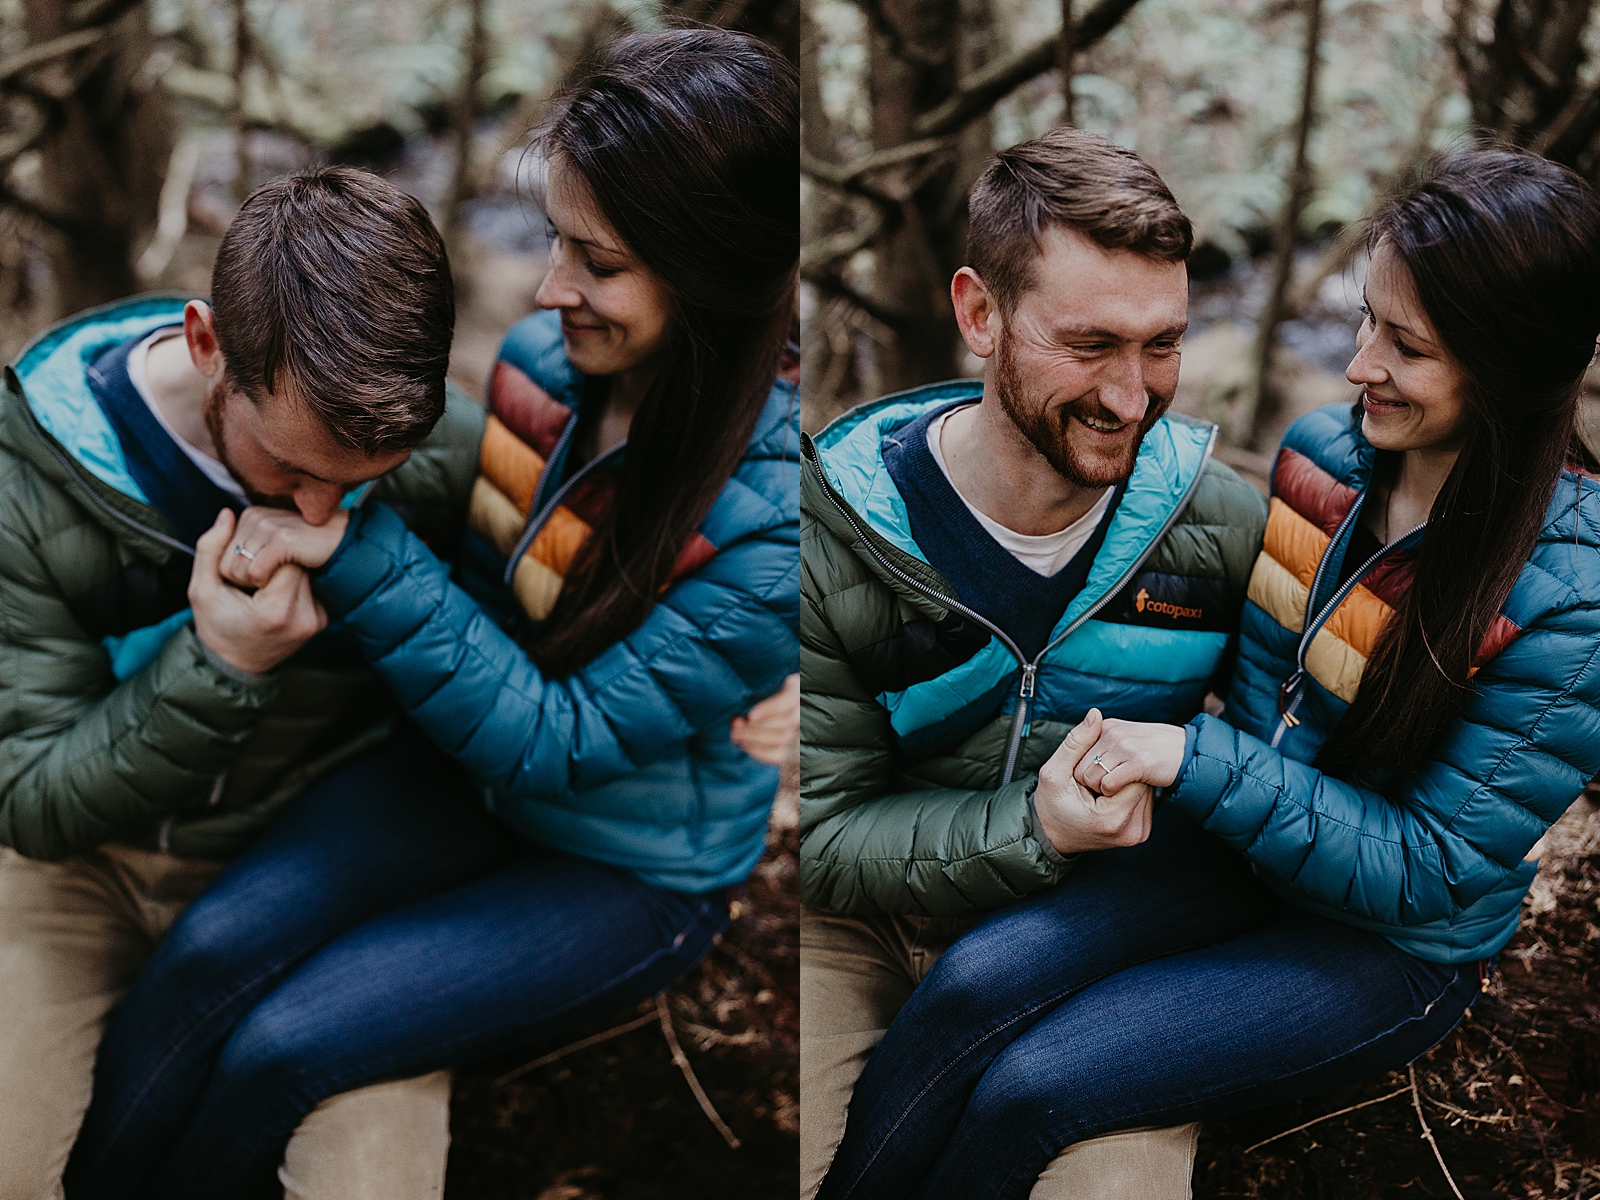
478, 415, 545, 515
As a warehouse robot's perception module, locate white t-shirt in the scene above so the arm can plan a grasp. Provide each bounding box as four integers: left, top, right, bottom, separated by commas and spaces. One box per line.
926, 404, 1113, 578
127, 327, 248, 506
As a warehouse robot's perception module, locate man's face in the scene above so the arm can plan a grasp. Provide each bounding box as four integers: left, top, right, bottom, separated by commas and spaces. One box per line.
204, 376, 409, 526
990, 225, 1188, 487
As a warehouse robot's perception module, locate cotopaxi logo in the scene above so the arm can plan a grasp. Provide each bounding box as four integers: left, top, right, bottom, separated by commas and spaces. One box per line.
1135, 587, 1203, 621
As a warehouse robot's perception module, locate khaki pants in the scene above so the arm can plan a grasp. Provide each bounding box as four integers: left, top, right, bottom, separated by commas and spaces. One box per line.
0, 843, 452, 1200
800, 906, 1199, 1200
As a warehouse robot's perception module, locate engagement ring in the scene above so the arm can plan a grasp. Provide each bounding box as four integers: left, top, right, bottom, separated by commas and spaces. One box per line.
1090, 753, 1103, 766
233, 544, 256, 560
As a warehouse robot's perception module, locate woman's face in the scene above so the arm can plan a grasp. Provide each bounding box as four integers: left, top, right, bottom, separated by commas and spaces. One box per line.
1345, 242, 1471, 454
534, 158, 673, 377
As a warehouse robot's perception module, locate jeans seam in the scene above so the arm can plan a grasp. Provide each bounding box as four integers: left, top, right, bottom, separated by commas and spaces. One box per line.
985, 962, 1475, 1199
832, 935, 1228, 1200
288, 900, 725, 1107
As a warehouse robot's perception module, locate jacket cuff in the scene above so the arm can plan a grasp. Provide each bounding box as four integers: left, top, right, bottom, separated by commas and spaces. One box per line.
1159, 721, 1200, 801
1027, 782, 1078, 868
312, 503, 400, 619
191, 627, 278, 689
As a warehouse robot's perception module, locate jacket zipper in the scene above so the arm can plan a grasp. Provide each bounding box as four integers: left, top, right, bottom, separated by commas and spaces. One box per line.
1269, 492, 1426, 746
805, 422, 1218, 786
17, 384, 195, 557
501, 430, 622, 588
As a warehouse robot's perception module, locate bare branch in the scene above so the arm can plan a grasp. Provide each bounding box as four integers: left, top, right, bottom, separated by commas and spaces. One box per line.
1411, 1064, 1468, 1200
657, 994, 741, 1151
0, 28, 108, 89
492, 1010, 658, 1086
910, 0, 1144, 138
802, 137, 954, 192
0, 102, 49, 167
800, 202, 888, 272
65, 0, 148, 30
0, 184, 79, 234
1243, 1085, 1411, 1155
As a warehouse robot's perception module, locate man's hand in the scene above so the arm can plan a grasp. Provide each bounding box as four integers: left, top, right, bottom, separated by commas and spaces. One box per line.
190, 509, 327, 675
730, 673, 799, 766
1075, 718, 1188, 794
220, 506, 349, 590
1034, 708, 1155, 854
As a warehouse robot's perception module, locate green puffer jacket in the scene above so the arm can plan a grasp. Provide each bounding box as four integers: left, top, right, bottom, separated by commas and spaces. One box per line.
800, 384, 1268, 915
0, 295, 485, 861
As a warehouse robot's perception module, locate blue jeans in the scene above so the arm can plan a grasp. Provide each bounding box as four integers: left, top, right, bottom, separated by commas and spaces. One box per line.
818, 806, 1485, 1200
63, 737, 729, 1200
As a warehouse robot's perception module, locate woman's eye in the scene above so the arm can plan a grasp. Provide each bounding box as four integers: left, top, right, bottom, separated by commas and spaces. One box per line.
1395, 338, 1423, 359
544, 221, 559, 244
585, 262, 621, 279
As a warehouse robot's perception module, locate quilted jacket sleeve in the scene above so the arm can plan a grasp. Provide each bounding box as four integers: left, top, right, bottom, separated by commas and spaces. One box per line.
0, 513, 276, 859
311, 499, 798, 801
797, 511, 1068, 916
1168, 586, 1600, 927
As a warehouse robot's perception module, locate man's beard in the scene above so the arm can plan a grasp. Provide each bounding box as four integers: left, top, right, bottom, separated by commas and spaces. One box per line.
993, 327, 1172, 487
203, 383, 295, 510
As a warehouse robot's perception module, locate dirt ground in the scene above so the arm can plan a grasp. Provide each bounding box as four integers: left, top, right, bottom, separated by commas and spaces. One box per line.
445, 771, 800, 1200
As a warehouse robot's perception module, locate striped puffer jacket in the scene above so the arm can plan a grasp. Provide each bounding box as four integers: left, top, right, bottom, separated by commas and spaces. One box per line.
312, 309, 801, 893
1165, 402, 1600, 962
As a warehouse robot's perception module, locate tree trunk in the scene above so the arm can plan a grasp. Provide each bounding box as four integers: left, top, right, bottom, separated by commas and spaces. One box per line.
1246, 0, 1322, 450
23, 0, 170, 314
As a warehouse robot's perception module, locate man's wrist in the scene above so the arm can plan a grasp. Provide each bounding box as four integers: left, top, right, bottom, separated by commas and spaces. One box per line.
1028, 784, 1074, 865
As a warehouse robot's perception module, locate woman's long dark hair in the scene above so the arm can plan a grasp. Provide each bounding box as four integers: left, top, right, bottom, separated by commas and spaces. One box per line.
1316, 149, 1600, 780
529, 29, 798, 676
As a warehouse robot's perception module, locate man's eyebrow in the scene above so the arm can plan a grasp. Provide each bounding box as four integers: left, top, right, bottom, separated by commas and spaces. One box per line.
1049, 322, 1188, 342
270, 454, 336, 485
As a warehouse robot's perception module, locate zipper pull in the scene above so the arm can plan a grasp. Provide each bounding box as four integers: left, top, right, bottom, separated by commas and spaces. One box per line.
1019, 663, 1037, 700
1277, 669, 1304, 720
1017, 664, 1037, 740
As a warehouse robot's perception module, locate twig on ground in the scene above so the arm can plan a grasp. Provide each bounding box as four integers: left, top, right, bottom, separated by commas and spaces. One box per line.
657, 992, 742, 1150
1411, 1063, 1466, 1200
1242, 1085, 1411, 1154
491, 1010, 658, 1086
1421, 1093, 1515, 1126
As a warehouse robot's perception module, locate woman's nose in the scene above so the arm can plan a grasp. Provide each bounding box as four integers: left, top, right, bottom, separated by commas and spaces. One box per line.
1345, 329, 1385, 387
534, 249, 583, 311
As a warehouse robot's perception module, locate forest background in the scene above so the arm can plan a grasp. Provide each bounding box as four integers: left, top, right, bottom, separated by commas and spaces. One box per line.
1, 0, 1598, 1195
0, 0, 798, 1197
801, 0, 1600, 1195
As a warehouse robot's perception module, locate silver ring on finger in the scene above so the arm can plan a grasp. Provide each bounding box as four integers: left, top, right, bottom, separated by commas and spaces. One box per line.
1090, 753, 1103, 766
233, 543, 256, 561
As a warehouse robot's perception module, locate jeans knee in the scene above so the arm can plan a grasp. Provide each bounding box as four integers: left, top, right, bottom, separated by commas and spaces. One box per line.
211, 1001, 324, 1103
964, 1049, 1067, 1140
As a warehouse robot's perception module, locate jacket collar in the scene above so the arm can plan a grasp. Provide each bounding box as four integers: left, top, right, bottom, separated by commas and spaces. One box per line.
808, 381, 1219, 636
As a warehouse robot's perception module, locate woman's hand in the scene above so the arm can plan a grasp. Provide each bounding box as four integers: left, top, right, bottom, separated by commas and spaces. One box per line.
1075, 719, 1188, 794
730, 673, 799, 766
221, 507, 350, 590
1034, 709, 1155, 853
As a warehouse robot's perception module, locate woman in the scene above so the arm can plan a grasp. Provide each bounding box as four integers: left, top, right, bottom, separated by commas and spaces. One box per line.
64, 28, 798, 1200
818, 148, 1600, 1200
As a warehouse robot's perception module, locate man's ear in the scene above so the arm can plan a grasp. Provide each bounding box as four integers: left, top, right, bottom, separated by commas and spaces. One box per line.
951, 267, 1001, 359
183, 300, 225, 381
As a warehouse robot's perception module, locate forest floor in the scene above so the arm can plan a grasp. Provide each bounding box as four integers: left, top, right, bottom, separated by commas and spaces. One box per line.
445, 770, 800, 1200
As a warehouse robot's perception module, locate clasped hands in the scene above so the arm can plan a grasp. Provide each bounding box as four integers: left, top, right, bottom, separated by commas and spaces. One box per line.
1032, 708, 1188, 855
188, 506, 350, 676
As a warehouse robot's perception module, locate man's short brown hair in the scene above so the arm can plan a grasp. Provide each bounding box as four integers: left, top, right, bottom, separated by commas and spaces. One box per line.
966, 128, 1192, 315
210, 166, 455, 457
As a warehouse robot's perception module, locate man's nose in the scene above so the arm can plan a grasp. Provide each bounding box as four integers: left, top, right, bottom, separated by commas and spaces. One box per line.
1100, 353, 1150, 423
294, 484, 345, 527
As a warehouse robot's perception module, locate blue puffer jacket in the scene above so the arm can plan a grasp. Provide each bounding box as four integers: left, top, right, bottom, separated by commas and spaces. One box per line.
1167, 403, 1600, 962
313, 312, 800, 893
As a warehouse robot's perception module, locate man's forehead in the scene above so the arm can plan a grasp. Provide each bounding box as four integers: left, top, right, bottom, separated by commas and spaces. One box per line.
1015, 229, 1188, 335
242, 388, 404, 482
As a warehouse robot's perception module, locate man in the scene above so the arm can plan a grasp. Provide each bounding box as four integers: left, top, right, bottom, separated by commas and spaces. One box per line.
0, 167, 483, 1198
798, 129, 1269, 1196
